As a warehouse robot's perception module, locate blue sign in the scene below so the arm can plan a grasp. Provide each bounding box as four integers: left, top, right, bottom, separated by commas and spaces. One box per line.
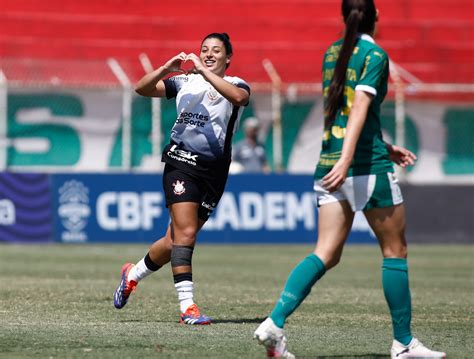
51, 174, 165, 243
0, 173, 53, 243
51, 173, 375, 244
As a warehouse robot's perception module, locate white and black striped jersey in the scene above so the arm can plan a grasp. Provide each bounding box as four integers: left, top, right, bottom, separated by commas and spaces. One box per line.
164, 73, 250, 161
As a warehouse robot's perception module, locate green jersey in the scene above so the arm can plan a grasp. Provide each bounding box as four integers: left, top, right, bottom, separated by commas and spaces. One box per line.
314, 34, 393, 179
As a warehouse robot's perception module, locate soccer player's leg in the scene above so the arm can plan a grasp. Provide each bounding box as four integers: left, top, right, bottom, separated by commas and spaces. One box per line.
169, 202, 211, 325
269, 200, 354, 328
365, 196, 445, 357
255, 198, 354, 357
113, 227, 170, 309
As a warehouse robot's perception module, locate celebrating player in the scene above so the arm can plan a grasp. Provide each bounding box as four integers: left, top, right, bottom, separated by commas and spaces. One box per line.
113, 33, 250, 325
254, 1, 446, 358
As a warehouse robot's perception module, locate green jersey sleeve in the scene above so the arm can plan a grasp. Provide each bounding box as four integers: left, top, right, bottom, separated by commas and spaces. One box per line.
355, 49, 388, 96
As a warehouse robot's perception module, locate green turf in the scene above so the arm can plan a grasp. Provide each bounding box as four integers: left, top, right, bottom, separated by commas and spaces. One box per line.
0, 244, 472, 358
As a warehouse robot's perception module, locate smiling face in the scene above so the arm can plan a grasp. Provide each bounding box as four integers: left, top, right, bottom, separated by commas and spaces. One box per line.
200, 37, 231, 77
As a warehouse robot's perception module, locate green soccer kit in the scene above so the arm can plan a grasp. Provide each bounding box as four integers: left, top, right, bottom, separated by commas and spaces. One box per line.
315, 34, 394, 180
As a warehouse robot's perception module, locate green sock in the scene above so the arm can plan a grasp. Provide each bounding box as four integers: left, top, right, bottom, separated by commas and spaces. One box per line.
382, 258, 413, 346
270, 254, 326, 328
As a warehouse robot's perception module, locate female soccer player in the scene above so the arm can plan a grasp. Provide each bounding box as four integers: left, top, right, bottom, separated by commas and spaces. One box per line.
113, 33, 250, 325
254, 1, 446, 358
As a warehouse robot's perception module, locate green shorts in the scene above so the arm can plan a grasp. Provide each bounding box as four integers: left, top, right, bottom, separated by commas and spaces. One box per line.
314, 172, 403, 212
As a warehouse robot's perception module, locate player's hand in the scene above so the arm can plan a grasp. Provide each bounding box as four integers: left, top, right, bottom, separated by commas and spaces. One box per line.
387, 144, 417, 168
184, 53, 205, 74
163, 52, 187, 73
322, 158, 351, 192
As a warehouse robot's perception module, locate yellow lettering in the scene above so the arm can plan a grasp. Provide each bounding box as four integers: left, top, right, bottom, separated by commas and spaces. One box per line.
331, 126, 346, 139
341, 86, 355, 116
324, 68, 356, 82
361, 56, 370, 79
328, 45, 341, 55
323, 68, 335, 81
373, 51, 384, 59
326, 44, 342, 63
346, 68, 357, 81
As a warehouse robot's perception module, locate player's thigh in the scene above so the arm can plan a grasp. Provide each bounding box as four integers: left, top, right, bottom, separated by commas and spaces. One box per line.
364, 203, 407, 258
314, 200, 355, 269
169, 202, 200, 244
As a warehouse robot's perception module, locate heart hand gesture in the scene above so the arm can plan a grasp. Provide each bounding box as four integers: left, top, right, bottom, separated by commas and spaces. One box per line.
163, 52, 188, 74
183, 53, 205, 74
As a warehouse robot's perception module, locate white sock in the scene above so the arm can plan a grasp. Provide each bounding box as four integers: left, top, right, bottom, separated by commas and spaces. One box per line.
175, 280, 194, 313
127, 258, 154, 282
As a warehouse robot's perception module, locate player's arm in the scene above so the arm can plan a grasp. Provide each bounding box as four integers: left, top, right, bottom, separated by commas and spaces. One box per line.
201, 69, 250, 106
135, 52, 187, 97
185, 53, 250, 106
322, 90, 373, 192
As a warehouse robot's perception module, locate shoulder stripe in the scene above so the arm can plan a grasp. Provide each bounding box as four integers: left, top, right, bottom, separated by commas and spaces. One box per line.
164, 79, 178, 99
223, 105, 240, 159
236, 82, 251, 94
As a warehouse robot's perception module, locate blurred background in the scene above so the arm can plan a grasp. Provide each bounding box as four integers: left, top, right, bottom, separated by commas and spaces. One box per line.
0, 0, 472, 244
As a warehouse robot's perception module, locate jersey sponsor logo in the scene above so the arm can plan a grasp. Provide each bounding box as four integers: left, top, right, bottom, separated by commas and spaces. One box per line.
201, 201, 216, 211
323, 68, 357, 82
176, 112, 209, 127
201, 201, 215, 217
170, 75, 189, 82
172, 180, 186, 195
167, 144, 198, 166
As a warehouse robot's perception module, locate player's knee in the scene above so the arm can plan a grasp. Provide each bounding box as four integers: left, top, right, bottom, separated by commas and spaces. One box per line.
385, 247, 408, 259
163, 237, 173, 252
382, 240, 407, 258
325, 255, 342, 270
173, 225, 198, 245
315, 251, 342, 270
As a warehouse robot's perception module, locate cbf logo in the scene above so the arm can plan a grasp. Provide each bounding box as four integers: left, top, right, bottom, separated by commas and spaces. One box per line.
58, 180, 90, 242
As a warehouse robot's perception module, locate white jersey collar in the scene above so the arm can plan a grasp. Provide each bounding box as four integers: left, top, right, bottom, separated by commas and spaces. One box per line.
359, 33, 375, 44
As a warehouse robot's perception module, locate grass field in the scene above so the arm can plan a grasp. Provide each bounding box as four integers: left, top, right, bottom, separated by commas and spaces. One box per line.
0, 244, 472, 358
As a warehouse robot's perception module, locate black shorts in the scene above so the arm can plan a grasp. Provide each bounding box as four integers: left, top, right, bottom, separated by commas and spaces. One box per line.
162, 163, 229, 221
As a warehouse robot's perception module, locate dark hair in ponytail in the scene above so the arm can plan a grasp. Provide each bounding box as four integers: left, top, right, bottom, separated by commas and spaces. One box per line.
325, 0, 377, 128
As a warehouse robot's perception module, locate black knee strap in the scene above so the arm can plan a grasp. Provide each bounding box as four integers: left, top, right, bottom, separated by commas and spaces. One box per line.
171, 245, 194, 267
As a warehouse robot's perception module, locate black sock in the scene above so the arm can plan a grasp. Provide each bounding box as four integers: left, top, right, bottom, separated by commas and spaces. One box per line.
173, 272, 193, 284
144, 252, 162, 271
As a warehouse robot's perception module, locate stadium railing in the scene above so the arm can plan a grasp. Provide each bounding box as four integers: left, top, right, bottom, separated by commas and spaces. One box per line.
0, 57, 473, 184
